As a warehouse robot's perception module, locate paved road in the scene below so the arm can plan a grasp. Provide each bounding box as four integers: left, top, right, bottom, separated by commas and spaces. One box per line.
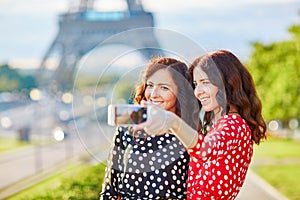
0, 122, 115, 199
0, 136, 85, 189
237, 169, 289, 200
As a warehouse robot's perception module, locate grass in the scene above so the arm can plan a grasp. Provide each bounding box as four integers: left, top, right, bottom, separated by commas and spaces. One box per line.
0, 136, 29, 152
0, 135, 59, 153
253, 136, 300, 158
9, 163, 106, 200
255, 164, 300, 200
251, 136, 300, 199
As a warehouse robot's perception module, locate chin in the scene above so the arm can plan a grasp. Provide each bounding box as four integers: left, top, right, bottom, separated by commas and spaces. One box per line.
202, 107, 214, 113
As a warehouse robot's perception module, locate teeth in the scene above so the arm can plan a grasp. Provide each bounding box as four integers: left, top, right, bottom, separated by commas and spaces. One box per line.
151, 101, 161, 105
200, 97, 209, 102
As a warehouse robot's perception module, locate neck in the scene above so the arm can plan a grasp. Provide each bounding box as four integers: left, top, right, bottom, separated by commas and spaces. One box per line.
228, 105, 239, 114
212, 109, 222, 125
212, 106, 239, 124
228, 107, 240, 116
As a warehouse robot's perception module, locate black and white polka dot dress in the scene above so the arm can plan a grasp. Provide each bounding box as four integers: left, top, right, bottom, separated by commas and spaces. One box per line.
100, 126, 189, 200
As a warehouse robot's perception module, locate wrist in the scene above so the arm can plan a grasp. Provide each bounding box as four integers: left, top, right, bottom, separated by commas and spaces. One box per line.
167, 112, 180, 134
167, 112, 198, 148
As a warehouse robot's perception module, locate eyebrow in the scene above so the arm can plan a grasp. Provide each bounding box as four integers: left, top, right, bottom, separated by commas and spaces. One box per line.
194, 78, 209, 82
146, 81, 173, 86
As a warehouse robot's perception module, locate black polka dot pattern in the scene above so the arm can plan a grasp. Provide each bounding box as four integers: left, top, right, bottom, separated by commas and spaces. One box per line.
187, 114, 253, 199
100, 126, 189, 199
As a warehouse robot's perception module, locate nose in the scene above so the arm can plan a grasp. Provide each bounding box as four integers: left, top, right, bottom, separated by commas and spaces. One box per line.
151, 86, 161, 98
194, 84, 204, 98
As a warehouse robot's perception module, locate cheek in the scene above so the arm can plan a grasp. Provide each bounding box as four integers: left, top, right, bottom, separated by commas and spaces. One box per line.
144, 89, 151, 100
194, 90, 198, 98
211, 87, 219, 104
165, 93, 177, 104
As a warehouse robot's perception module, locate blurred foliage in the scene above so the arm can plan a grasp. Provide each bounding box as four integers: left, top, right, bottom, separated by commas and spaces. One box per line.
247, 22, 300, 123
114, 81, 135, 103
75, 72, 136, 103
0, 64, 37, 92
75, 73, 120, 90
10, 164, 106, 200
253, 137, 300, 158
0, 137, 29, 152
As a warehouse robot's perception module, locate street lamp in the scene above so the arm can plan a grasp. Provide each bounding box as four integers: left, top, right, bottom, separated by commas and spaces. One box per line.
29, 88, 43, 172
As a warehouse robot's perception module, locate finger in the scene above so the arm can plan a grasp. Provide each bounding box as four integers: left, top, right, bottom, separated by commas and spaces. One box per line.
132, 119, 151, 133
140, 100, 148, 106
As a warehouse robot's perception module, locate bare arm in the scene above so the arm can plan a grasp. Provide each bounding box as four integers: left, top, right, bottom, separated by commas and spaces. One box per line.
133, 106, 198, 148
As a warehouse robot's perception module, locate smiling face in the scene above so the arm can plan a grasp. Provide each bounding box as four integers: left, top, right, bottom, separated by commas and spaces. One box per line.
193, 67, 219, 114
144, 69, 178, 113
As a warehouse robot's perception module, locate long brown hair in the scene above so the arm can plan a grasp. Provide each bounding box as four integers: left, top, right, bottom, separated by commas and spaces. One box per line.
189, 50, 267, 144
134, 56, 200, 130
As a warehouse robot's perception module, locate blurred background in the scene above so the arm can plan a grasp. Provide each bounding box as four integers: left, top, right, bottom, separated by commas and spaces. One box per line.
0, 0, 300, 199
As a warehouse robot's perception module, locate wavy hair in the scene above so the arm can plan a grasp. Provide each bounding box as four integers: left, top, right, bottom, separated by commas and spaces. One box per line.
133, 56, 200, 130
189, 50, 267, 144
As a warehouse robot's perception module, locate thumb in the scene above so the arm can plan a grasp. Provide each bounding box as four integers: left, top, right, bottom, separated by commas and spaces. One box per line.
132, 105, 154, 133
140, 100, 148, 106
132, 119, 151, 133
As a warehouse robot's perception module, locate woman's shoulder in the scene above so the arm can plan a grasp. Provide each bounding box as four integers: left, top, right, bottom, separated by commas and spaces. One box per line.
115, 125, 126, 131
222, 113, 244, 122
216, 114, 252, 141
221, 114, 252, 134
218, 114, 249, 129
114, 126, 134, 140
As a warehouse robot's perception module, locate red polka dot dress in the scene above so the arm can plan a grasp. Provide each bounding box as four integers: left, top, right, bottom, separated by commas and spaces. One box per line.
187, 114, 253, 200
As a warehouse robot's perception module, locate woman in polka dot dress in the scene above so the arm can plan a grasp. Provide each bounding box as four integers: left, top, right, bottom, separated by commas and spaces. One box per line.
134, 50, 267, 199
100, 57, 200, 200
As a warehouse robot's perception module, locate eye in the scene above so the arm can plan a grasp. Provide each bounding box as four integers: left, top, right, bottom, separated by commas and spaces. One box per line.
193, 81, 198, 86
161, 85, 169, 90
203, 80, 210, 85
145, 83, 153, 88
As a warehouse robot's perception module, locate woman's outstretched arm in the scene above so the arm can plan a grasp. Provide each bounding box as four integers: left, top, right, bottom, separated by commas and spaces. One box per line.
133, 106, 198, 148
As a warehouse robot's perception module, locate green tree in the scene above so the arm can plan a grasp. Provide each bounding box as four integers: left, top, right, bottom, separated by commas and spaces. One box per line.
0, 64, 20, 91
247, 22, 300, 123
0, 64, 37, 92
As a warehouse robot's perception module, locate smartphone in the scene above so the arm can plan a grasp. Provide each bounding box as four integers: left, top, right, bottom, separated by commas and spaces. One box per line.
107, 104, 148, 126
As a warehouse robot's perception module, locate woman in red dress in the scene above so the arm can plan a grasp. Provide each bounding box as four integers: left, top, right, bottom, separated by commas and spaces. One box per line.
135, 50, 267, 199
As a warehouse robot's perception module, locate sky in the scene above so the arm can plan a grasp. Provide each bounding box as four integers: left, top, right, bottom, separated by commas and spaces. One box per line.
0, 0, 300, 69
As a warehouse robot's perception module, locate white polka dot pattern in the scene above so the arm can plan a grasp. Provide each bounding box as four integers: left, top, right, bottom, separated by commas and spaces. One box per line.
100, 126, 189, 199
187, 114, 253, 200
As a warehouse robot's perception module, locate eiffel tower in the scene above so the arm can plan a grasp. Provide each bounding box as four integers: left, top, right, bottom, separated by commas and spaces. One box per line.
37, 0, 162, 92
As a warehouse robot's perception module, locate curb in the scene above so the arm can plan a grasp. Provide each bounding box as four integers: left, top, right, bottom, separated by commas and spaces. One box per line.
241, 169, 289, 200
248, 170, 289, 200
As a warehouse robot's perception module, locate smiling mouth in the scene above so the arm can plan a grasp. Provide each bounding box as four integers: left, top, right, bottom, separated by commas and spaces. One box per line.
200, 97, 210, 104
150, 101, 163, 105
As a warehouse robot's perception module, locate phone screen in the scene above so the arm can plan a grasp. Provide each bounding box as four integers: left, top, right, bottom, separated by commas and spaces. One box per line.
115, 105, 147, 125
108, 104, 148, 126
